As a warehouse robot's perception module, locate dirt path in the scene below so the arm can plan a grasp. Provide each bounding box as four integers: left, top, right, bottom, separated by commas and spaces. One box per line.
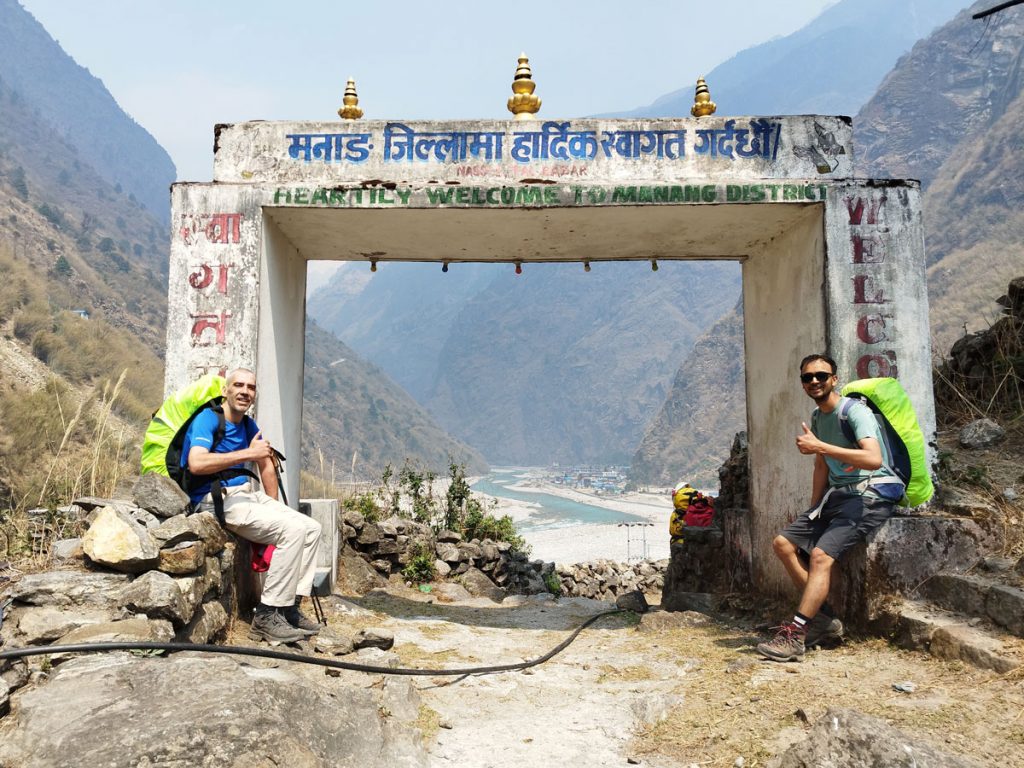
325, 588, 1024, 767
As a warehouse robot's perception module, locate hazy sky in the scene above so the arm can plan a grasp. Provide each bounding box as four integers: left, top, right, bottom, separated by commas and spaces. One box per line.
21, 0, 837, 182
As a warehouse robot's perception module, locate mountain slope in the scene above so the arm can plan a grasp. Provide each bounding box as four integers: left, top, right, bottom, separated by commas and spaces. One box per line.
424, 262, 741, 465
607, 0, 968, 119
630, 302, 745, 487
0, 0, 176, 221
302, 321, 487, 480
854, 1, 1024, 351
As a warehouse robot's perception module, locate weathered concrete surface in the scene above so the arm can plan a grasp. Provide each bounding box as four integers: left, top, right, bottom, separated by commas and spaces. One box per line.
212, 117, 855, 185
0, 654, 428, 768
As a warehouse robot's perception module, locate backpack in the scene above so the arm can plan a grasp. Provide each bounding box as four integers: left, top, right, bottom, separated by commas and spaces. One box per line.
683, 493, 714, 527
838, 377, 934, 507
140, 373, 258, 518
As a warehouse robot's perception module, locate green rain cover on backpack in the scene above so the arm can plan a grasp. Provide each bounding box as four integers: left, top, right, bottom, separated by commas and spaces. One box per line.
840, 377, 934, 507
140, 374, 226, 481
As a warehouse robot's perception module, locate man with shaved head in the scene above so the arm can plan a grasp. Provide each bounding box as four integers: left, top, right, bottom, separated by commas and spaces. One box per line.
181, 368, 322, 644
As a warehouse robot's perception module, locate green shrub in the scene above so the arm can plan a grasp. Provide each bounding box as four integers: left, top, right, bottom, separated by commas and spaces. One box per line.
343, 490, 383, 523
401, 543, 436, 584
544, 571, 562, 596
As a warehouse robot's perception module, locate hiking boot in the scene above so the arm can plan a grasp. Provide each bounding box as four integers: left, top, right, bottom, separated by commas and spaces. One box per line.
250, 608, 307, 644
756, 622, 806, 662
282, 598, 322, 636
805, 613, 844, 648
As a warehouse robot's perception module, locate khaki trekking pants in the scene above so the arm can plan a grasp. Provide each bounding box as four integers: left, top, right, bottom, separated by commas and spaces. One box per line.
200, 483, 322, 608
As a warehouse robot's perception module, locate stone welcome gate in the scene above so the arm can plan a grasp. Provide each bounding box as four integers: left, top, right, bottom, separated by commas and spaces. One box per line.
168, 114, 934, 595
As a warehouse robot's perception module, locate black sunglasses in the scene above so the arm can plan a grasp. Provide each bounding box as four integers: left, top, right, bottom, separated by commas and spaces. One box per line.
800, 371, 833, 384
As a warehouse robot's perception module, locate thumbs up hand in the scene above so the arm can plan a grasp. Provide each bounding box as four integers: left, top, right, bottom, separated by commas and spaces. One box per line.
796, 422, 820, 455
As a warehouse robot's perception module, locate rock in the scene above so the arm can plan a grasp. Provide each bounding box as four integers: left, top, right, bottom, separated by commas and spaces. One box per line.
314, 629, 356, 656
177, 600, 228, 644
342, 509, 365, 530
152, 514, 200, 548
934, 486, 998, 517
126, 507, 161, 530
158, 541, 206, 575
436, 542, 461, 563
338, 553, 387, 595
0, 677, 9, 717
353, 628, 395, 651
355, 646, 401, 668
132, 473, 191, 518
82, 506, 161, 573
372, 539, 401, 556
986, 584, 1024, 636
52, 617, 175, 662
115, 570, 191, 626
203, 556, 224, 597
431, 582, 473, 602
73, 496, 136, 514
14, 606, 110, 645
458, 541, 483, 563
1003, 487, 1019, 502
767, 707, 981, 767
459, 567, 506, 603
958, 418, 1005, 449
637, 611, 713, 632
377, 518, 399, 537
437, 529, 462, 543
434, 560, 452, 578
0, 654, 428, 767
356, 524, 381, 546
9, 572, 129, 608
615, 590, 649, 614
186, 512, 227, 554
371, 559, 392, 574
1, 656, 30, 691
50, 538, 83, 562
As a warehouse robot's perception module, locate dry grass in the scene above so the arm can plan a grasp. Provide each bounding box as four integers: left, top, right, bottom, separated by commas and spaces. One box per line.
0, 371, 138, 568
631, 623, 1024, 767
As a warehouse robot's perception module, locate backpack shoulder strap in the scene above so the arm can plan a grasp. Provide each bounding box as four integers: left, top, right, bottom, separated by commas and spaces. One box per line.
836, 396, 857, 445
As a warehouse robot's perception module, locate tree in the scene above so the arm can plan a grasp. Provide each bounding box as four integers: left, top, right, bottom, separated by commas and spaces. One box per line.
52, 255, 72, 277
9, 166, 28, 201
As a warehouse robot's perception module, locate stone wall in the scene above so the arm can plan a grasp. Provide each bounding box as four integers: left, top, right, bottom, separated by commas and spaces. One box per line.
341, 511, 666, 600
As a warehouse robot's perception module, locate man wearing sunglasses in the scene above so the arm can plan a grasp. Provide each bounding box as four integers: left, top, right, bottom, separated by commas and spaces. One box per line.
756, 353, 903, 662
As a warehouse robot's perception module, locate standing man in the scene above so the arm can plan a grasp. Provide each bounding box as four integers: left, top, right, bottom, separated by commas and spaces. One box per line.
757, 354, 903, 662
182, 368, 323, 645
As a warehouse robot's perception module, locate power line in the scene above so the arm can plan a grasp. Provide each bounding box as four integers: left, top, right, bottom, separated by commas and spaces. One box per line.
973, 0, 1024, 20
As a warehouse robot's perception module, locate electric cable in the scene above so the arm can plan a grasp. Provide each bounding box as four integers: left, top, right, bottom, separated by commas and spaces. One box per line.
0, 608, 626, 677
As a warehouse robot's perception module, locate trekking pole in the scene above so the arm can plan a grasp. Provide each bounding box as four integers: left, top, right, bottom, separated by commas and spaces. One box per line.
271, 448, 287, 506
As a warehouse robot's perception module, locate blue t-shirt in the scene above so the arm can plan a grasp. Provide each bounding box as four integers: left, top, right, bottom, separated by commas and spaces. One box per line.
180, 408, 259, 503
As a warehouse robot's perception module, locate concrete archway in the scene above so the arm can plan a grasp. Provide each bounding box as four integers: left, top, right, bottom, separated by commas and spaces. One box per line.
168, 116, 933, 593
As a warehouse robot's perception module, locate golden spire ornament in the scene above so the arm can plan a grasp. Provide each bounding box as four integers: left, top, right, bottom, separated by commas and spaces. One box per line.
691, 76, 716, 118
338, 78, 364, 120
507, 53, 541, 120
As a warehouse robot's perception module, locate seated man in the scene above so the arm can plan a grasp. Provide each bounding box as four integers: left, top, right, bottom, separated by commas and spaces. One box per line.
182, 367, 322, 644
757, 353, 902, 662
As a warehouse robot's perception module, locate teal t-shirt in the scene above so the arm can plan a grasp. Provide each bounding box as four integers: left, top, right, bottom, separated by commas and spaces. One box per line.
811, 399, 900, 491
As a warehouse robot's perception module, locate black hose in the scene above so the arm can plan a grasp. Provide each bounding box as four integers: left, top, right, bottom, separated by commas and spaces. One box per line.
0, 609, 626, 677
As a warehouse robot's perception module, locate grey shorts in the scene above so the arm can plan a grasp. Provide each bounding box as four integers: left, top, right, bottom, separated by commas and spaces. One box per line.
780, 489, 895, 561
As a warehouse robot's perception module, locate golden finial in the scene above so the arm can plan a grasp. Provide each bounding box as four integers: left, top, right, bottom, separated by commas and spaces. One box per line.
507, 53, 541, 120
338, 77, 364, 120
691, 76, 716, 118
